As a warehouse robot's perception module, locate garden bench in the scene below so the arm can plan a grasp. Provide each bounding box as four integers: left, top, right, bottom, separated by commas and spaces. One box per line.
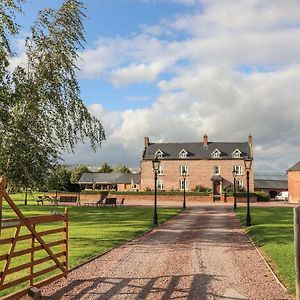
117, 198, 125, 207
102, 197, 117, 207
59, 195, 78, 203
36, 196, 44, 205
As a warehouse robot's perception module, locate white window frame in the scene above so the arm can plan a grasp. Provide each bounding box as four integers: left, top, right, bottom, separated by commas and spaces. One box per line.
157, 180, 164, 190
211, 149, 221, 158
179, 149, 188, 159
232, 149, 241, 158
236, 180, 243, 188
157, 165, 164, 176
214, 165, 220, 175
234, 165, 242, 175
180, 165, 188, 175
155, 149, 163, 159
180, 179, 189, 190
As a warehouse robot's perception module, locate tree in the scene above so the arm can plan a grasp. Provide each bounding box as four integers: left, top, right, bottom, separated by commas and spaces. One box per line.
98, 163, 113, 173
70, 165, 89, 183
0, 0, 105, 190
47, 166, 71, 193
113, 165, 131, 173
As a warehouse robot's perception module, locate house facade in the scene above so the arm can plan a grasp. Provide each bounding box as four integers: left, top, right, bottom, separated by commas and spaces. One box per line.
140, 135, 254, 197
287, 161, 300, 203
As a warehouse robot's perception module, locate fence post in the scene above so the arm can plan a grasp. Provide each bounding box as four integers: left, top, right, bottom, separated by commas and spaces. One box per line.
30, 224, 35, 287
294, 206, 300, 300
63, 208, 68, 278
0, 178, 6, 237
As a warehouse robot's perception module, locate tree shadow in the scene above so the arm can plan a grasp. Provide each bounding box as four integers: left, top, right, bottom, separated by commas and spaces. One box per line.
42, 273, 216, 300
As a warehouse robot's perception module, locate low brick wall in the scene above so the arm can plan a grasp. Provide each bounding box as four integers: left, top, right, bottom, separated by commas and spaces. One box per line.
47, 193, 257, 204
109, 194, 257, 203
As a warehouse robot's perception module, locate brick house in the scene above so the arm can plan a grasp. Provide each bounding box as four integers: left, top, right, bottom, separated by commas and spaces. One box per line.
287, 161, 300, 203
140, 135, 254, 197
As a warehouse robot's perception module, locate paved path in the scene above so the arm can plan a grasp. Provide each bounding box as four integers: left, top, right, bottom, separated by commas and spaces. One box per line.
41, 206, 291, 299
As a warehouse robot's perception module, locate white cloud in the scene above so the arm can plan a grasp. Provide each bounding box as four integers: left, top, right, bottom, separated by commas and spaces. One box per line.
110, 62, 166, 87
24, 0, 299, 173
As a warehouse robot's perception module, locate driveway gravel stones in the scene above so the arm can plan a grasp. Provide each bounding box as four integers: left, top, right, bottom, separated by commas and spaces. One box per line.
39, 205, 291, 299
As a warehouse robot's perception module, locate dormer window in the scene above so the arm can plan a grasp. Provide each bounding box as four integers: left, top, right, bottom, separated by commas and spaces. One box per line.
211, 149, 221, 158
179, 149, 188, 159
155, 149, 164, 159
232, 149, 242, 158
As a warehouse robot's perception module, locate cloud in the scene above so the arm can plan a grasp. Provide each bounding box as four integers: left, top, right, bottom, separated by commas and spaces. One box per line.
110, 62, 167, 87
9, 0, 298, 173
66, 63, 300, 172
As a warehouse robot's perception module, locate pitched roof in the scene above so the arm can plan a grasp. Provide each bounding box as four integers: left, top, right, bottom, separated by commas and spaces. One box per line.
143, 142, 249, 160
288, 161, 300, 171
254, 179, 288, 190
79, 173, 141, 184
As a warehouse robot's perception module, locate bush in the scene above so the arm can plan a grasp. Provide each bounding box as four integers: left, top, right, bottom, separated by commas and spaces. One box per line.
255, 191, 270, 202
193, 185, 212, 193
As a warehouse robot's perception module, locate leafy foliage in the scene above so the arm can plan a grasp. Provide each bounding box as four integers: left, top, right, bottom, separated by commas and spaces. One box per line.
0, 1, 105, 188
113, 165, 131, 173
70, 165, 89, 183
98, 163, 113, 173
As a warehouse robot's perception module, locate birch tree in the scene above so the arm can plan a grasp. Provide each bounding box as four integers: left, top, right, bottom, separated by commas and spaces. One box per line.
0, 0, 105, 188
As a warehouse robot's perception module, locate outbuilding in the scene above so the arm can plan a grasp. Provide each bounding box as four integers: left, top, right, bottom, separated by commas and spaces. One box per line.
287, 161, 300, 203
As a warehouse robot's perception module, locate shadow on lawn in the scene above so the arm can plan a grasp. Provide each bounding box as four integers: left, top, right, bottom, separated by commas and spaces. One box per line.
42, 273, 220, 300
239, 207, 294, 246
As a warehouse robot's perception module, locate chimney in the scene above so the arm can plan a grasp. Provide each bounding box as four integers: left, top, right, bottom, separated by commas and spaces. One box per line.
248, 134, 253, 158
203, 134, 208, 146
144, 136, 149, 147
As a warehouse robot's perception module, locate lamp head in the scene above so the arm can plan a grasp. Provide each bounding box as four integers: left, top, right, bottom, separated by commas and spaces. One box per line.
182, 169, 187, 178
232, 168, 237, 178
152, 157, 161, 171
244, 158, 252, 171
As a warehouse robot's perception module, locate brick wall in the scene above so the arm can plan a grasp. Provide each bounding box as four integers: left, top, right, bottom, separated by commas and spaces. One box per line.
109, 194, 257, 203
288, 171, 300, 203
141, 159, 254, 192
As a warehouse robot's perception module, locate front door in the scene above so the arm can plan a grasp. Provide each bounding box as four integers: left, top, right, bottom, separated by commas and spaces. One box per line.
213, 181, 221, 201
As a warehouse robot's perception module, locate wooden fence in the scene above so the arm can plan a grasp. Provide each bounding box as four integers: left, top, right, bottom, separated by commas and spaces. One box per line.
0, 179, 68, 299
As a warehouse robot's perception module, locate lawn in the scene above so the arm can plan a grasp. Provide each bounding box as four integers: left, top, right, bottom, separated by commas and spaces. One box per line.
1, 193, 181, 297
235, 207, 295, 294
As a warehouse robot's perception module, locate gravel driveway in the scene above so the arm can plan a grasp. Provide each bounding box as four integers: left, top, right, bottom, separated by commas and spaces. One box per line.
40, 205, 291, 300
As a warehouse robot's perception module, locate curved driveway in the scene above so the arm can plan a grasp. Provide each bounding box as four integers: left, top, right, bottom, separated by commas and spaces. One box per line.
41, 206, 291, 300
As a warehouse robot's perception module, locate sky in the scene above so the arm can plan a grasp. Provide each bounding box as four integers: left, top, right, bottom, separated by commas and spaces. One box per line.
12, 0, 300, 173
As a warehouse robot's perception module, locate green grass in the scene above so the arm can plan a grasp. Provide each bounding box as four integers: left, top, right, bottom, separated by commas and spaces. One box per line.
1, 193, 181, 297
236, 207, 295, 294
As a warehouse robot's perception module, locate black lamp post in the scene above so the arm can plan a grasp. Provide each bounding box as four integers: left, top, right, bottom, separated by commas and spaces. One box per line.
244, 158, 253, 226
182, 169, 187, 209
232, 168, 237, 209
152, 157, 161, 225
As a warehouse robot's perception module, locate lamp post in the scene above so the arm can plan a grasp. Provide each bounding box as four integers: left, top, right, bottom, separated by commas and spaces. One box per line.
152, 157, 161, 225
232, 168, 237, 209
244, 158, 253, 226
182, 169, 187, 209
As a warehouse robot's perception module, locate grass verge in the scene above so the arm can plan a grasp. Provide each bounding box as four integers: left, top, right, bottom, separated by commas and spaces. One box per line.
235, 207, 295, 294
1, 193, 181, 297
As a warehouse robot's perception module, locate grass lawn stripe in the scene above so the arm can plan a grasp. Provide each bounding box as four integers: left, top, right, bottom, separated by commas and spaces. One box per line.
235, 207, 295, 295
0, 194, 181, 297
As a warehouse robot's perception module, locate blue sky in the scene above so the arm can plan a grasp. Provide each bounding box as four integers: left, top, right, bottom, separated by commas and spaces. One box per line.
13, 0, 300, 172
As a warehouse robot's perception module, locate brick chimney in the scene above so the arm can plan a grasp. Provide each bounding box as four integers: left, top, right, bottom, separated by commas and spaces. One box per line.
203, 134, 208, 146
144, 136, 149, 147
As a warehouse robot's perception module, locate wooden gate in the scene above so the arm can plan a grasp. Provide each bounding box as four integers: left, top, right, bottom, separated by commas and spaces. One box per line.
0, 179, 68, 299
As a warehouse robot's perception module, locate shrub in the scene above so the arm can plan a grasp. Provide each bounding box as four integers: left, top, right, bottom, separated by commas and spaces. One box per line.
255, 191, 270, 202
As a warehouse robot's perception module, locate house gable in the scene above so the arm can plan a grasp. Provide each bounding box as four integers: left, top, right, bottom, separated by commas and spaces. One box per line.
155, 149, 164, 159
179, 149, 188, 158
211, 149, 221, 158
232, 148, 242, 158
